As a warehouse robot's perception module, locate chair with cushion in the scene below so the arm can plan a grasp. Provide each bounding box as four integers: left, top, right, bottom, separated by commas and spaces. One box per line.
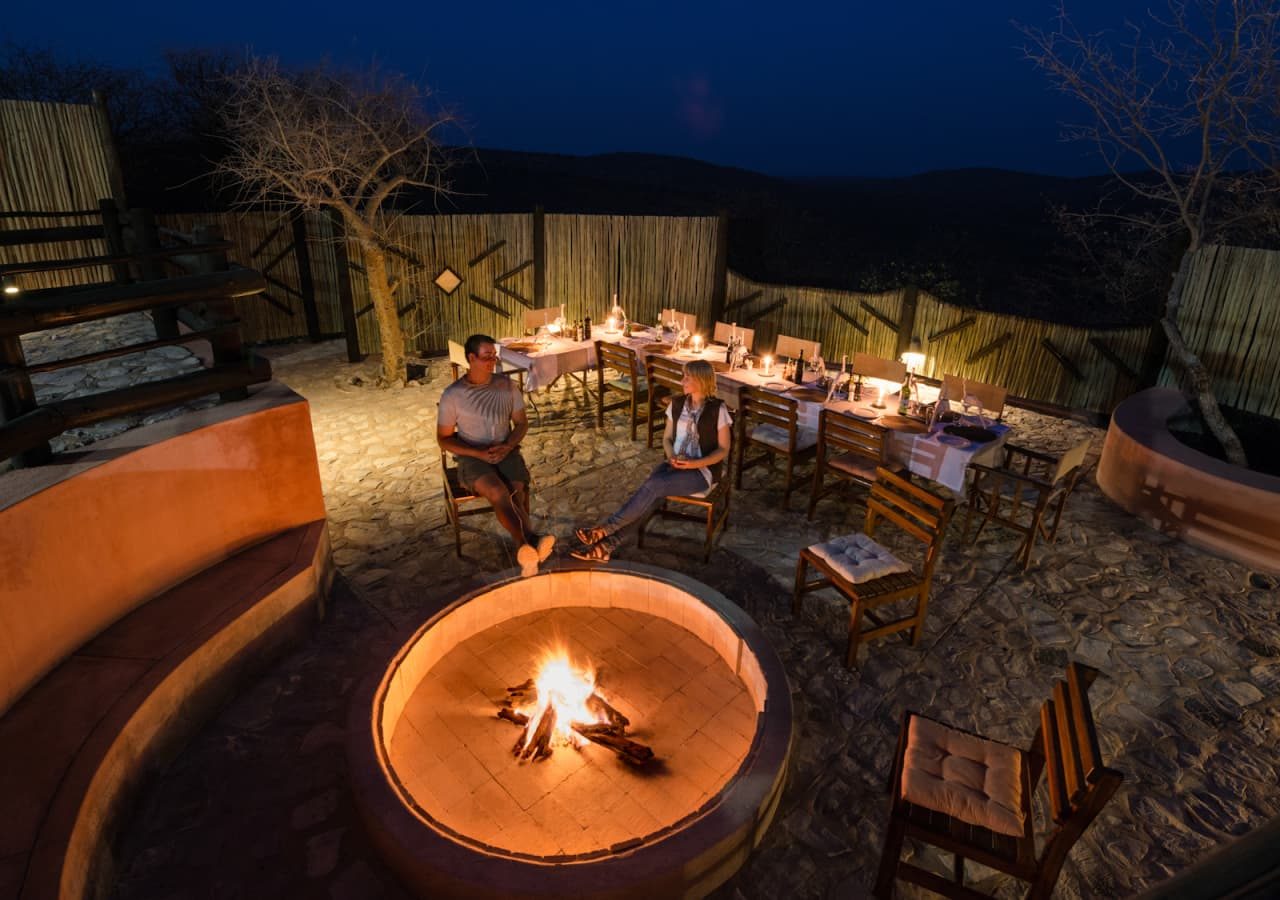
938, 374, 1008, 421
874, 661, 1123, 899
713, 321, 755, 351
645, 354, 687, 448
963, 438, 1092, 571
775, 334, 821, 363
735, 385, 818, 508
595, 340, 648, 441
636, 476, 731, 563
448, 339, 524, 391
807, 408, 903, 520
440, 450, 533, 557
793, 467, 953, 666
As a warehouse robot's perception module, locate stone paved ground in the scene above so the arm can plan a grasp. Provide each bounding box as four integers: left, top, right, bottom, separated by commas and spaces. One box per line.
35, 334, 1276, 900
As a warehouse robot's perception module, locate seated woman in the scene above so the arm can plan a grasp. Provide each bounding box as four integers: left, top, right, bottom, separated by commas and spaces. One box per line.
572, 360, 732, 561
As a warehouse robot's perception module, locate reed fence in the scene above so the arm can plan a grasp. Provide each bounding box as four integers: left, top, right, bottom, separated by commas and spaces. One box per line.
724, 271, 906, 363
545, 214, 721, 329
158, 210, 342, 343
0, 99, 118, 290
146, 211, 1280, 420
1164, 244, 1280, 419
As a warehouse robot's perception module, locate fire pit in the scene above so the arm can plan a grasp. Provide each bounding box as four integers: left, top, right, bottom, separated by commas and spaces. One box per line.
347, 563, 792, 899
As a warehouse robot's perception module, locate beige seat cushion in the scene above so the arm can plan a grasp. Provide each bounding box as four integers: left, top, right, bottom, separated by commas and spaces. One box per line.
901, 714, 1025, 837
810, 533, 909, 584
750, 423, 818, 452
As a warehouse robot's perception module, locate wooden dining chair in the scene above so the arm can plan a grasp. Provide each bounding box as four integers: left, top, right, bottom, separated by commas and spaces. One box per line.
713, 321, 755, 351
793, 467, 953, 666
874, 661, 1123, 900
660, 308, 697, 332
938, 374, 1008, 421
735, 385, 818, 508
774, 334, 820, 362
523, 305, 565, 333
439, 450, 535, 557
448, 339, 524, 391
851, 351, 908, 386
595, 340, 648, 441
645, 355, 687, 448
807, 408, 904, 520
636, 477, 732, 562
963, 438, 1092, 570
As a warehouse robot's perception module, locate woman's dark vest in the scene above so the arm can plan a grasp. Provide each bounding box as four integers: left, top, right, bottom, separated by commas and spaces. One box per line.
670, 395, 726, 481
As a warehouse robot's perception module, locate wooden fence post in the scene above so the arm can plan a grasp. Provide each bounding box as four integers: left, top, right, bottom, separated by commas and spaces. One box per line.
533, 206, 546, 309
192, 224, 250, 402
292, 212, 322, 342
329, 210, 363, 363
91, 90, 128, 209
99, 199, 131, 286
709, 210, 729, 327
896, 283, 920, 359
0, 329, 49, 468
131, 208, 179, 340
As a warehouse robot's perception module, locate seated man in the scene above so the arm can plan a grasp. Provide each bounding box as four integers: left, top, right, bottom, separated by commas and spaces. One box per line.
437, 334, 554, 575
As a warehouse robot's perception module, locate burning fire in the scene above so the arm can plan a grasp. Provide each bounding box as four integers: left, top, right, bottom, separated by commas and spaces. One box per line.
518, 651, 601, 752
498, 646, 654, 766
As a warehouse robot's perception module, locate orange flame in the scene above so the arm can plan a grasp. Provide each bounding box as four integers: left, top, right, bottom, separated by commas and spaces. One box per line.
518, 647, 604, 751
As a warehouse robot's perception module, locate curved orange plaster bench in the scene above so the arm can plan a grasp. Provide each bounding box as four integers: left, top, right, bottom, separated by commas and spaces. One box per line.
0, 383, 333, 899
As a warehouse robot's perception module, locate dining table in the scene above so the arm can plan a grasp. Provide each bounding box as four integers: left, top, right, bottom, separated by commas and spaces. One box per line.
498, 326, 1006, 494
715, 364, 1008, 495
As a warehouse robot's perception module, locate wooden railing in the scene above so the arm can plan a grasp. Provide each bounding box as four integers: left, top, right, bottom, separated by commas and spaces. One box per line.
0, 202, 272, 467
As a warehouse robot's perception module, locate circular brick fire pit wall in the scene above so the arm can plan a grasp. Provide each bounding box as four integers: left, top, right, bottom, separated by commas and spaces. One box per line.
347, 563, 793, 899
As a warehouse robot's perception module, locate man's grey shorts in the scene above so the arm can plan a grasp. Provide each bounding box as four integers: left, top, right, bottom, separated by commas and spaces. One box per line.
456, 451, 531, 492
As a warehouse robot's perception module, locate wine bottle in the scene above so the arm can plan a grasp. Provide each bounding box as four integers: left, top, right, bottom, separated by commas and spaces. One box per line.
583, 316, 592, 340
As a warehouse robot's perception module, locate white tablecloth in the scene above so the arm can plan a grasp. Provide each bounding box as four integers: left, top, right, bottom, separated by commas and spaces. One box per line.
498, 337, 595, 392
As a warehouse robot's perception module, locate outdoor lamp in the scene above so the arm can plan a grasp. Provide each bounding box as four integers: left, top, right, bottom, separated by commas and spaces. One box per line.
901, 336, 926, 373
2, 275, 19, 296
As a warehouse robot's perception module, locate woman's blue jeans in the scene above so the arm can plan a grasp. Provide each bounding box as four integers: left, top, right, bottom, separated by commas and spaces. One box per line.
603, 462, 710, 538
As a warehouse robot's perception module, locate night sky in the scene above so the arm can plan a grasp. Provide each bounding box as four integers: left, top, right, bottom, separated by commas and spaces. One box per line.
6, 0, 1162, 177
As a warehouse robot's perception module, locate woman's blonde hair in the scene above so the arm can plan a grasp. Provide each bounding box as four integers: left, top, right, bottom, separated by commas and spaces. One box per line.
683, 360, 718, 398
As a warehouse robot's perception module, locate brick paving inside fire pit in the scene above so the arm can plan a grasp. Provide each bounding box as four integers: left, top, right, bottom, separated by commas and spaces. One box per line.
388, 607, 755, 858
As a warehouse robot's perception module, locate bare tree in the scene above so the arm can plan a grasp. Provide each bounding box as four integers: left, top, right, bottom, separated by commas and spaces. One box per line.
217, 58, 455, 384
1021, 0, 1280, 467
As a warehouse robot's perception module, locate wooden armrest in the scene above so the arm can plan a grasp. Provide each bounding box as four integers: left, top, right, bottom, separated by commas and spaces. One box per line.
970, 462, 1054, 492
1003, 443, 1058, 464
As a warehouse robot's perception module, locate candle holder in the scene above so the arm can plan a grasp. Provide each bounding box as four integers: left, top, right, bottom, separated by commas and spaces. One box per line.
762, 355, 774, 377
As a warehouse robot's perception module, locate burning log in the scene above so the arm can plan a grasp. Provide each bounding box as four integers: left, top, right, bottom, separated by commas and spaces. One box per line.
586, 692, 630, 731
517, 704, 558, 761
571, 722, 655, 766
497, 683, 655, 766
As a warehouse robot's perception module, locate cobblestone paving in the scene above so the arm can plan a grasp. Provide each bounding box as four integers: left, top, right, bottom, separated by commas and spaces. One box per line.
53, 337, 1276, 900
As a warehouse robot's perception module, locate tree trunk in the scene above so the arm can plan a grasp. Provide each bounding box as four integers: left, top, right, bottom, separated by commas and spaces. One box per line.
358, 241, 406, 385
1161, 250, 1248, 467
